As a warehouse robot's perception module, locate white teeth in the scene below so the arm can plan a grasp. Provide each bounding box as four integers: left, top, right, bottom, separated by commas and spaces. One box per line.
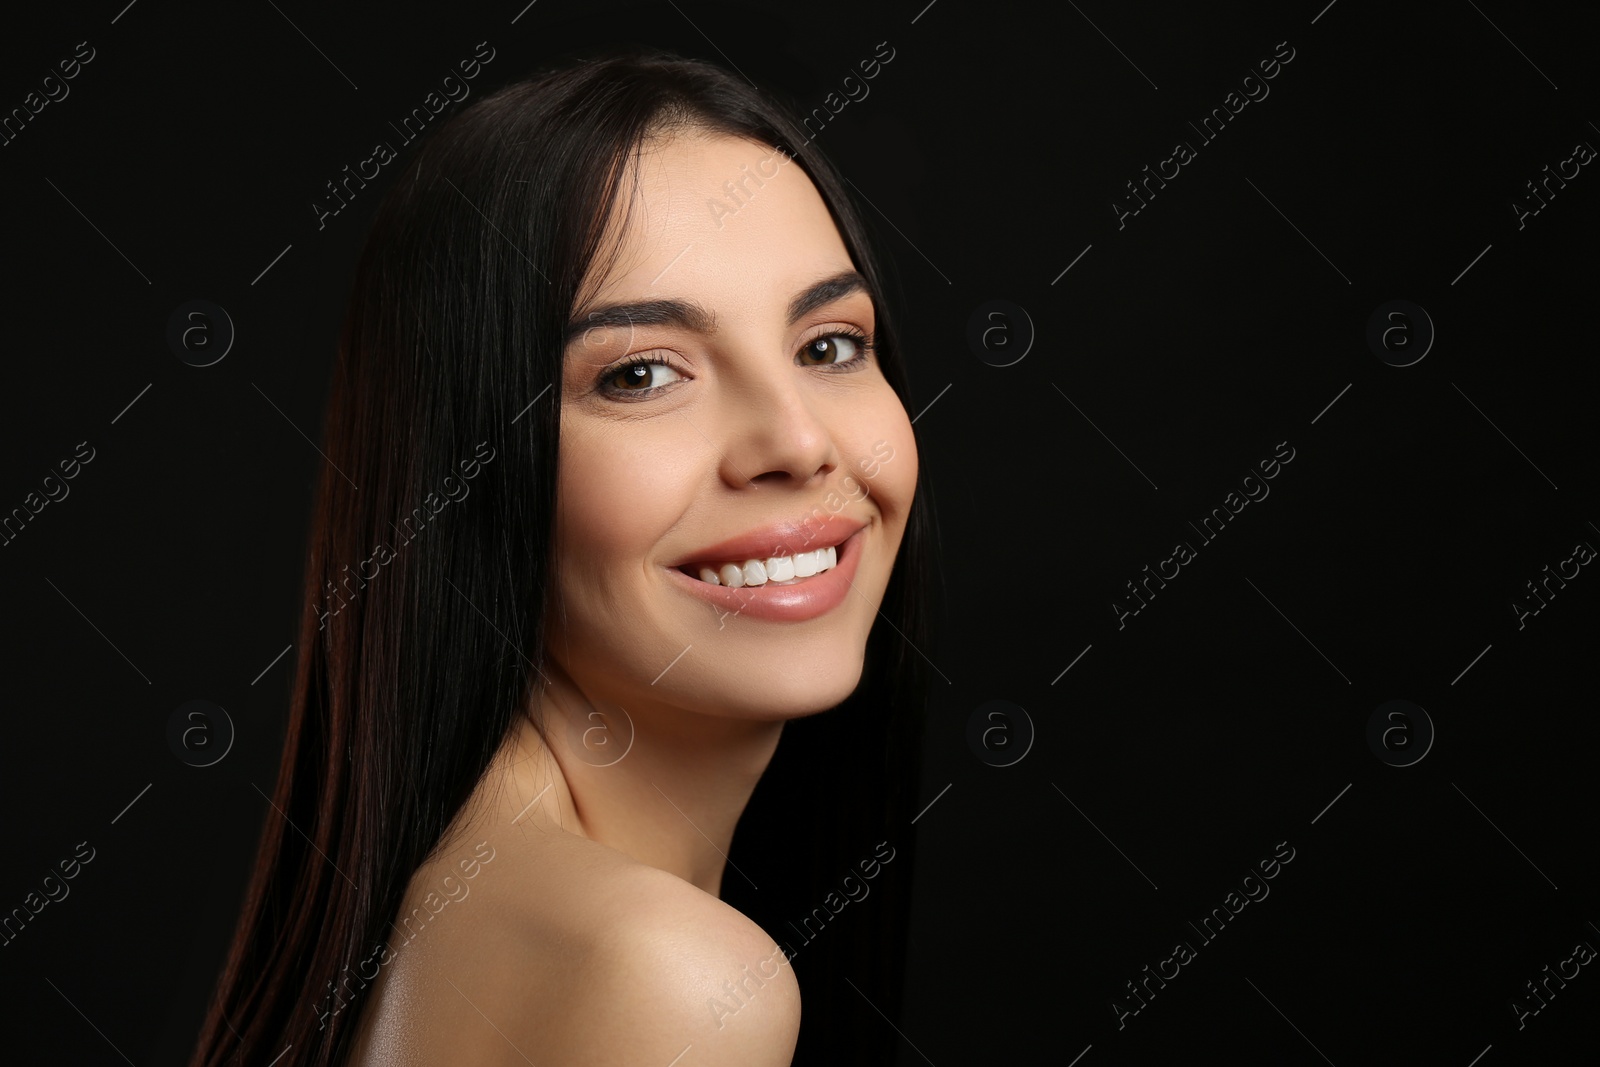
687, 543, 842, 585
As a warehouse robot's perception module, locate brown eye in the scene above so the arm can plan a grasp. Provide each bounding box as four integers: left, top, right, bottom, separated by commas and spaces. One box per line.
602, 359, 683, 396
798, 332, 867, 366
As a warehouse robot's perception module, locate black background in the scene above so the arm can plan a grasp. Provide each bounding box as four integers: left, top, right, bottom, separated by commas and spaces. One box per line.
3, 1, 1597, 1063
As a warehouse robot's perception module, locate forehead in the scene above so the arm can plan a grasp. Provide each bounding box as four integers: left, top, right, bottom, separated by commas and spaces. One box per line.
576, 129, 857, 315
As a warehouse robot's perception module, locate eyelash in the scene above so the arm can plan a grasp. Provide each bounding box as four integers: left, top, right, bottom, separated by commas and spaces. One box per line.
593, 328, 876, 401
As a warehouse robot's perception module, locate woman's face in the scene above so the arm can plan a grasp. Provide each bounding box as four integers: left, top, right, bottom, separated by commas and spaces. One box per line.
547, 129, 918, 721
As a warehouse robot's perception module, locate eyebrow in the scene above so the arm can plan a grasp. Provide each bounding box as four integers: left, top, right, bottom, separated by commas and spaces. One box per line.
565, 269, 870, 347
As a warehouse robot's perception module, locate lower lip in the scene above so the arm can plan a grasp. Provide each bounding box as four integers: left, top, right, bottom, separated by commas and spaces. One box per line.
666, 526, 866, 623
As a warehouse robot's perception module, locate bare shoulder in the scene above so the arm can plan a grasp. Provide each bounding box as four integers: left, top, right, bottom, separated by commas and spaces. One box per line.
549, 859, 801, 1064
346, 829, 799, 1066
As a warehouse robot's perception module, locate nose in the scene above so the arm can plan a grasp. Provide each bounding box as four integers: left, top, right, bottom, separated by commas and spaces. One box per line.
714, 361, 840, 490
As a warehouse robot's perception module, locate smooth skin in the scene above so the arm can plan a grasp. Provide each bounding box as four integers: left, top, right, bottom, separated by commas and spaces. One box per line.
347, 127, 918, 1065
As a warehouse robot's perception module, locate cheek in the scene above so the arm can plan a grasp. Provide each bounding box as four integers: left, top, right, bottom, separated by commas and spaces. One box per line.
861, 391, 918, 519
555, 422, 695, 579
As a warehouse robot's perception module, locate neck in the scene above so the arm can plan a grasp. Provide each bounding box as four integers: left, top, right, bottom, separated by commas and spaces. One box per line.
504, 660, 784, 897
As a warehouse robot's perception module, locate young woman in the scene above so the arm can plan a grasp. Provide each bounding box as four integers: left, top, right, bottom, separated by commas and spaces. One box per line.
191, 46, 935, 1066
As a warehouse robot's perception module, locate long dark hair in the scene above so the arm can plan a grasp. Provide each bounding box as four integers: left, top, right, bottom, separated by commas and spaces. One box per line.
191, 45, 934, 1067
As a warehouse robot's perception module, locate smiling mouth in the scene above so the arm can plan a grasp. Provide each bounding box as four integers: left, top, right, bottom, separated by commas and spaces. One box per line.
678, 544, 841, 588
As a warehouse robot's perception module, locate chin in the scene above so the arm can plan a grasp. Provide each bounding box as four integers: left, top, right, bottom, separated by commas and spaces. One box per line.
714, 649, 869, 721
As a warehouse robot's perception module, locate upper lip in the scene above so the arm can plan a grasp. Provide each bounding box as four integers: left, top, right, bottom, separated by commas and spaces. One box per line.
670, 512, 868, 568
